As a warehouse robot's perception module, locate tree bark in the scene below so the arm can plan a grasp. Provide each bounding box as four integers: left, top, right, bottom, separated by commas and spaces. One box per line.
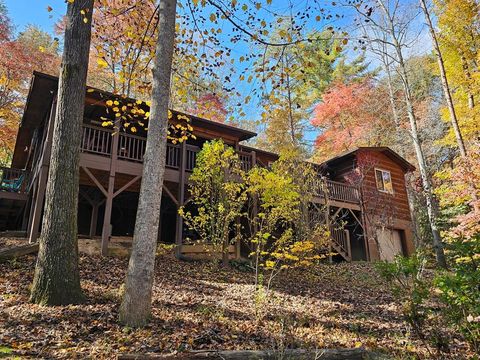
419, 0, 467, 157
377, 0, 447, 269
119, 0, 177, 327
30, 0, 94, 305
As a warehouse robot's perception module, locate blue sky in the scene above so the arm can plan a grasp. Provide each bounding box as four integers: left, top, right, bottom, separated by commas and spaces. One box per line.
2, 0, 430, 148
4, 0, 65, 35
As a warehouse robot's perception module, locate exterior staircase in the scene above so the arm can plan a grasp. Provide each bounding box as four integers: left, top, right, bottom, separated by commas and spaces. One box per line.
330, 227, 352, 261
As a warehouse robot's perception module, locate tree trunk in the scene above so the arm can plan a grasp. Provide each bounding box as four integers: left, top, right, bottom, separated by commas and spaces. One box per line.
419, 0, 467, 157
222, 237, 229, 267
119, 0, 177, 327
377, 0, 447, 269
30, 0, 94, 305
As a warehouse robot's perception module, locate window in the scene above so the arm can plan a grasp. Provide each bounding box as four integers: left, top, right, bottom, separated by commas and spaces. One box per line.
375, 168, 394, 194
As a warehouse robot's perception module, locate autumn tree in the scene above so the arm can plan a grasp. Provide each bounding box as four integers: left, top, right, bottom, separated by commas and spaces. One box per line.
118, 0, 346, 327
256, 28, 370, 154
418, 0, 467, 156
88, 0, 230, 122
246, 155, 329, 294
311, 79, 395, 160
0, 6, 60, 165
434, 0, 480, 145
354, 0, 447, 268
30, 0, 94, 305
179, 140, 247, 266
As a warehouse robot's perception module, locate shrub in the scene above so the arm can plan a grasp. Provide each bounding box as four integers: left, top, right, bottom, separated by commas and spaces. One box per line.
435, 233, 480, 352
376, 252, 430, 338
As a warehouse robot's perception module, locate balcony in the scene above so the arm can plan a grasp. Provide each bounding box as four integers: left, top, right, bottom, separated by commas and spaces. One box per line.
80, 124, 253, 172
317, 180, 361, 205
79, 124, 359, 205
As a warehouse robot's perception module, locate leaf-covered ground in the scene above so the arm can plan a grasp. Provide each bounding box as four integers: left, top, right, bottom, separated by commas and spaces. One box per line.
0, 251, 473, 359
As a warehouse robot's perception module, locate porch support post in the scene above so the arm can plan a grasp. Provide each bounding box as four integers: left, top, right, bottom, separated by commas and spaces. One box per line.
90, 203, 99, 237
324, 179, 332, 264
175, 141, 187, 258
26, 181, 38, 233
28, 98, 56, 244
101, 131, 119, 255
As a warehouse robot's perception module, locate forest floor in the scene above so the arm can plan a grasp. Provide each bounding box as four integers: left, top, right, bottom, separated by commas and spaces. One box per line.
0, 246, 474, 359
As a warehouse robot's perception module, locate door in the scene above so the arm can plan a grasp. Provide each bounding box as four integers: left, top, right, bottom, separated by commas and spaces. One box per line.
376, 228, 404, 261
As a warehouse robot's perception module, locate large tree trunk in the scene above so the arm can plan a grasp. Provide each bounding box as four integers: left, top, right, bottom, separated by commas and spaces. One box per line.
377, 0, 447, 269
30, 0, 94, 305
119, 0, 177, 327
419, 0, 467, 157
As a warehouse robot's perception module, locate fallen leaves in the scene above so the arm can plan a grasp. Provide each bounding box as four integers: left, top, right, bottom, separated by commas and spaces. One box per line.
0, 253, 473, 359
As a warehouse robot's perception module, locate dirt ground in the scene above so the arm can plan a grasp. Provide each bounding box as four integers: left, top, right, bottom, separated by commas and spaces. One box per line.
0, 248, 473, 359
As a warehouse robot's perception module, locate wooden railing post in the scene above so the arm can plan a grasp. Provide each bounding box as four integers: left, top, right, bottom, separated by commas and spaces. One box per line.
175, 141, 187, 258
345, 229, 352, 261
101, 131, 119, 255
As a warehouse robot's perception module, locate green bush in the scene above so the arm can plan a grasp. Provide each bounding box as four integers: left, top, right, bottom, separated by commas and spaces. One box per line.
376, 252, 430, 338
435, 234, 480, 352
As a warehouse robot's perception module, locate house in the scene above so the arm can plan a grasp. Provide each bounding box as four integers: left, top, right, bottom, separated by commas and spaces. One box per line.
0, 72, 416, 261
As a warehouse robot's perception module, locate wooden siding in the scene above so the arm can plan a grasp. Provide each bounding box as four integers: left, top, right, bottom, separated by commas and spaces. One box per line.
357, 150, 412, 223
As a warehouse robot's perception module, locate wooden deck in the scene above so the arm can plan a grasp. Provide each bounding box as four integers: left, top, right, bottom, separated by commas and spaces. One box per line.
1, 123, 363, 260
80, 124, 253, 174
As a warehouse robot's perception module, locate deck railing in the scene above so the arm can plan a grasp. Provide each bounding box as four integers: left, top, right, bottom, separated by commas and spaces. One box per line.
186, 145, 198, 171
238, 151, 253, 172
317, 179, 360, 204
80, 124, 113, 156
0, 167, 30, 194
118, 132, 146, 162
79, 125, 360, 204
80, 125, 250, 172
330, 226, 351, 261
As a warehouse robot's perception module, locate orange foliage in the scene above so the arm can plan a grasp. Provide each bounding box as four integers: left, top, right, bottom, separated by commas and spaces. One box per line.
311, 80, 394, 161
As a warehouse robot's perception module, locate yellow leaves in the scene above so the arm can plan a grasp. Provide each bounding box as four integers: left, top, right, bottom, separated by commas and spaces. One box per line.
97, 58, 108, 69
192, 0, 199, 6
38, 46, 45, 53
264, 260, 275, 269
241, 4, 248, 11
255, 2, 261, 10
231, 0, 237, 6
209, 13, 217, 22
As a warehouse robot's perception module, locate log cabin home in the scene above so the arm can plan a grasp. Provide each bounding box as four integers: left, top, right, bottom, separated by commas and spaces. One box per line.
0, 72, 416, 261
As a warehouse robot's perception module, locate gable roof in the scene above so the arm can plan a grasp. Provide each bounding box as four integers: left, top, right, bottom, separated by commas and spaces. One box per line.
322, 147, 415, 173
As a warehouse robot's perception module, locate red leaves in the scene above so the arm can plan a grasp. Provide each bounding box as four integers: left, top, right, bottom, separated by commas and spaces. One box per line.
311, 80, 394, 161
